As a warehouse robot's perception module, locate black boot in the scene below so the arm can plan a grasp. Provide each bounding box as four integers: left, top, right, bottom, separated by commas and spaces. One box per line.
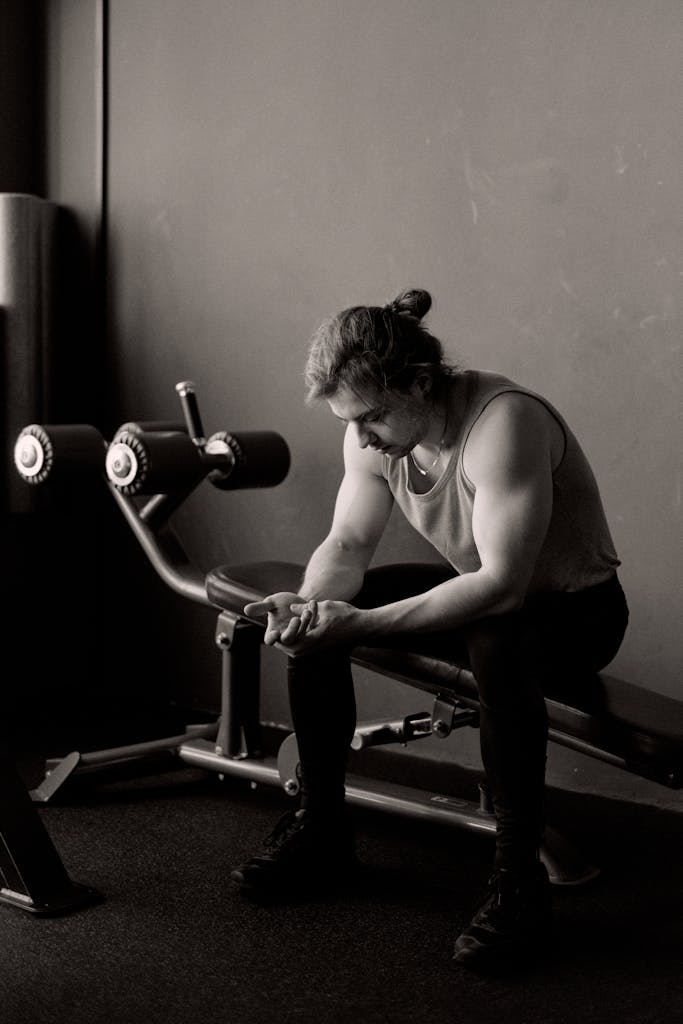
453, 861, 552, 968
231, 808, 359, 900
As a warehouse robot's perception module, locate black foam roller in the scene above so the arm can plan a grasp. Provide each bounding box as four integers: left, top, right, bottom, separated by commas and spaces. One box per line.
207, 430, 290, 490
13, 424, 106, 485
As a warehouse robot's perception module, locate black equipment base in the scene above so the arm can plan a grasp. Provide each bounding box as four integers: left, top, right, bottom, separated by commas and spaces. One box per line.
0, 753, 102, 916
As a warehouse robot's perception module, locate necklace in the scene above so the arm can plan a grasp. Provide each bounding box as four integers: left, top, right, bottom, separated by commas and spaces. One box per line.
409, 417, 448, 477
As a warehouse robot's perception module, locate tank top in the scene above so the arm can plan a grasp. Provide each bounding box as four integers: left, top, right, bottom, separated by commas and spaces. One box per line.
381, 371, 620, 593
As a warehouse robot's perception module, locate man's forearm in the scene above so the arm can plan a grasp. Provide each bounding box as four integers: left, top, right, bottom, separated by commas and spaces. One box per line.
299, 536, 370, 602
357, 569, 521, 639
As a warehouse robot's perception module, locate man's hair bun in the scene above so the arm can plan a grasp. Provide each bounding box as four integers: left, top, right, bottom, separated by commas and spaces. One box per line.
386, 289, 432, 321
305, 286, 454, 402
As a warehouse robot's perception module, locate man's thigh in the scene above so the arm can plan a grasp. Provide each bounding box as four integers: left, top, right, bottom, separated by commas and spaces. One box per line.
352, 562, 471, 662
353, 562, 457, 609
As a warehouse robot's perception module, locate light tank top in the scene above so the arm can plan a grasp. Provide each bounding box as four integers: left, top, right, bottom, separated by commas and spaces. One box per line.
382, 371, 620, 593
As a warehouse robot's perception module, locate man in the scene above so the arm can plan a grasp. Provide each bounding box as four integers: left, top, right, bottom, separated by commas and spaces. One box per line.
231, 288, 629, 968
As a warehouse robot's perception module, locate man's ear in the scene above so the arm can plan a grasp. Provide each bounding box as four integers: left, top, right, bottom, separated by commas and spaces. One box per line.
412, 370, 433, 400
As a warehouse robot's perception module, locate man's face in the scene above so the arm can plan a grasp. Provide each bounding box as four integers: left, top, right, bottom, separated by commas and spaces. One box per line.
327, 382, 431, 459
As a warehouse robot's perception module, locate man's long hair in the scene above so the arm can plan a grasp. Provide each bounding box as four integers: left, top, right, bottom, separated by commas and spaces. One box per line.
304, 288, 456, 404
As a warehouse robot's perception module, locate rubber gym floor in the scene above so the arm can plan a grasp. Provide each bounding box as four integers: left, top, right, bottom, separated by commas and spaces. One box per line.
2, 708, 682, 1024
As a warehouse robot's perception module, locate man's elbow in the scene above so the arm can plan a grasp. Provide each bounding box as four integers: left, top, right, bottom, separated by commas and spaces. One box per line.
497, 588, 526, 614
484, 573, 528, 615
328, 533, 375, 568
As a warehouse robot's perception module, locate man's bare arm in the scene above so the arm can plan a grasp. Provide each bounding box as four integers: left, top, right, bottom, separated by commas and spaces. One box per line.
244, 425, 394, 642
299, 427, 394, 601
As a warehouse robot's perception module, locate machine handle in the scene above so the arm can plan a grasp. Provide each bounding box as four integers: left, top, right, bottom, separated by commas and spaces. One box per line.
175, 381, 206, 445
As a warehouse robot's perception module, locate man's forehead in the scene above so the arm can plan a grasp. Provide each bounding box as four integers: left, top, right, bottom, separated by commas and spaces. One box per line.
327, 386, 383, 421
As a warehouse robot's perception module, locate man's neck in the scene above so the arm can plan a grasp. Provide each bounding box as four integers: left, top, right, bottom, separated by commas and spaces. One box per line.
420, 375, 462, 451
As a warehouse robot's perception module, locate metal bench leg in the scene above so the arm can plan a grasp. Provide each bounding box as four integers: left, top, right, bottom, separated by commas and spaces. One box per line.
214, 613, 264, 759
0, 753, 101, 915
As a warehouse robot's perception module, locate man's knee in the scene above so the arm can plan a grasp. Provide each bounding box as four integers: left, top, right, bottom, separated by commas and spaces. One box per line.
464, 613, 543, 707
464, 612, 525, 666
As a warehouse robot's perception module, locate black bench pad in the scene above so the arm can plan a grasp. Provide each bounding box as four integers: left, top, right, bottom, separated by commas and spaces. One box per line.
206, 561, 683, 789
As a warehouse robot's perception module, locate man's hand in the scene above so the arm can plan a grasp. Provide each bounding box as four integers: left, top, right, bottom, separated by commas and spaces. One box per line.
284, 599, 361, 653
244, 593, 364, 653
243, 592, 317, 646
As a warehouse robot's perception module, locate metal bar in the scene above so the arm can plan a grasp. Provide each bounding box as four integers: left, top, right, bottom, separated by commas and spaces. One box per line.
547, 727, 628, 771
178, 741, 281, 785
350, 714, 432, 750
30, 725, 219, 802
177, 739, 494, 833
176, 738, 597, 884
214, 617, 263, 758
76, 723, 218, 767
108, 483, 210, 605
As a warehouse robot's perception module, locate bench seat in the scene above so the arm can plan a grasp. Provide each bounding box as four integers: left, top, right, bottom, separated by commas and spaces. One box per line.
206, 560, 683, 790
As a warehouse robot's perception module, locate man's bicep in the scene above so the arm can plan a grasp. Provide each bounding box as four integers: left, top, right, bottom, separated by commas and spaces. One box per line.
328, 432, 394, 555
468, 401, 554, 595
472, 473, 552, 590
330, 466, 394, 553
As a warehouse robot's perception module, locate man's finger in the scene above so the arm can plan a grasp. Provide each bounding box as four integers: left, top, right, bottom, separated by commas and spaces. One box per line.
290, 600, 317, 625
244, 600, 269, 617
280, 617, 304, 645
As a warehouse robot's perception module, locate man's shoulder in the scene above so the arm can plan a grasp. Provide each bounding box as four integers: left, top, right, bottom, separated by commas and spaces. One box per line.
464, 369, 558, 428
471, 389, 545, 437
464, 388, 561, 480
342, 425, 387, 479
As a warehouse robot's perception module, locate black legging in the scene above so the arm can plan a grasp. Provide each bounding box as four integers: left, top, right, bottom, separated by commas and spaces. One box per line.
287, 564, 629, 870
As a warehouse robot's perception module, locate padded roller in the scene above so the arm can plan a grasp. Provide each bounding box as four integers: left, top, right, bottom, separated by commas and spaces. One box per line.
207, 430, 290, 490
13, 424, 106, 485
116, 420, 188, 436
105, 429, 204, 495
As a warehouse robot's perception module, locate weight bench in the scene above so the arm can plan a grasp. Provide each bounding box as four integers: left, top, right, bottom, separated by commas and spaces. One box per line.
13, 381, 683, 891
197, 559, 683, 885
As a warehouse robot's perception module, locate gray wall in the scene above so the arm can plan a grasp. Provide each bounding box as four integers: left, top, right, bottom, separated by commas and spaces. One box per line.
49, 1, 682, 719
